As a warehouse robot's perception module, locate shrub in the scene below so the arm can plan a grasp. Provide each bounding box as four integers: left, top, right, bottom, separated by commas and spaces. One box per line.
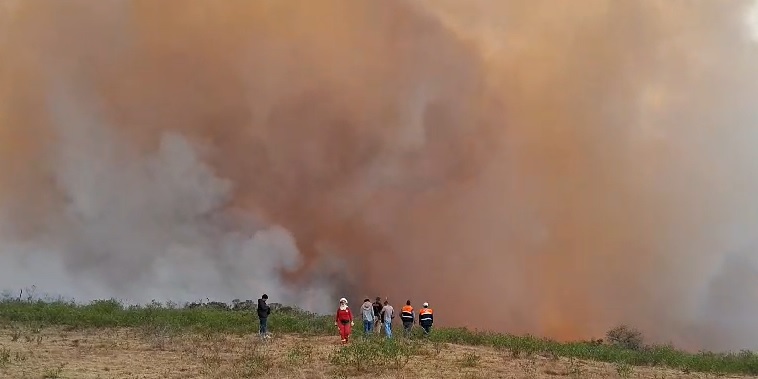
328, 337, 422, 375
456, 352, 481, 368
286, 341, 314, 367
606, 325, 644, 351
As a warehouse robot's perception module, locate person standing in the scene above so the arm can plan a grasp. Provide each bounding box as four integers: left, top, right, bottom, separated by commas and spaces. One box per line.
418, 302, 434, 335
400, 300, 415, 337
257, 294, 271, 337
360, 298, 374, 336
372, 297, 383, 334
380, 300, 395, 338
334, 297, 354, 344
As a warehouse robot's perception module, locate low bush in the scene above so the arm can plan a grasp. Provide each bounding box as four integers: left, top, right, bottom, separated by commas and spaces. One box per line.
606, 324, 644, 350
328, 337, 422, 375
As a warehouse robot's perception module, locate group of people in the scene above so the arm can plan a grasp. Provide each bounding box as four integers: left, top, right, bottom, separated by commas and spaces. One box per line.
255, 294, 434, 344
335, 297, 434, 344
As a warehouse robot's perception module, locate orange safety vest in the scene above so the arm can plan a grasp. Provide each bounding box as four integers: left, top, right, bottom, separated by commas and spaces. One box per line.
419, 307, 433, 324
401, 305, 414, 322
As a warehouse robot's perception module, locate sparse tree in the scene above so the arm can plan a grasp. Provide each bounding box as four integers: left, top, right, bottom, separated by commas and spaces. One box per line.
605, 325, 644, 350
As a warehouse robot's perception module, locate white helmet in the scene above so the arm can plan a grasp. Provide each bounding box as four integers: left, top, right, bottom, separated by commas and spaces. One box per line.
339, 297, 348, 304
423, 302, 429, 307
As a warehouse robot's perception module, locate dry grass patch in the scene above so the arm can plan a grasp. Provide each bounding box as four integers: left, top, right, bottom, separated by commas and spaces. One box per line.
0, 327, 744, 379
0, 326, 754, 378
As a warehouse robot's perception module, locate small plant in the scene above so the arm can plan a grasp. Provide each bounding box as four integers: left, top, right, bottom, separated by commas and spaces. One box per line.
507, 336, 540, 358
606, 325, 644, 350
517, 358, 537, 375
423, 341, 445, 358
42, 363, 65, 378
140, 323, 177, 351
382, 339, 420, 369
0, 346, 10, 367
328, 337, 422, 375
457, 352, 481, 368
329, 339, 383, 373
286, 341, 314, 367
10, 329, 20, 342
510, 345, 522, 358
616, 361, 633, 378
14, 351, 27, 363
568, 357, 586, 378
238, 348, 272, 377
200, 351, 222, 371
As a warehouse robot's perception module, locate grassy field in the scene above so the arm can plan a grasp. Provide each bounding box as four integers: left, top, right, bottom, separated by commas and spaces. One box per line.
1, 297, 757, 378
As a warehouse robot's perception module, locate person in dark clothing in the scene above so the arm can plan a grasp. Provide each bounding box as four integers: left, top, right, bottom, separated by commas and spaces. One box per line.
257, 294, 271, 337
400, 300, 414, 336
372, 297, 383, 334
418, 302, 434, 336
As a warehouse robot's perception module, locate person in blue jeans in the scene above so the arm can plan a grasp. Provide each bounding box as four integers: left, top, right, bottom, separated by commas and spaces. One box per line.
360, 298, 374, 336
380, 300, 395, 338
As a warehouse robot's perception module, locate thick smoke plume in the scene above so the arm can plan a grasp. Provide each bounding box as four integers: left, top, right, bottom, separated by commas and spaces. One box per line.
2, 0, 758, 351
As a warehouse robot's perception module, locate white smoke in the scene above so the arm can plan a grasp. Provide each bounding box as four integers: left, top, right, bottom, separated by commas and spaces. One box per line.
0, 78, 334, 312
745, 0, 758, 42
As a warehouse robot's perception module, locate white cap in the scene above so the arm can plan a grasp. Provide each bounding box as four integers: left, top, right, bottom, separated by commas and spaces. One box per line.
423, 302, 429, 307
339, 297, 348, 303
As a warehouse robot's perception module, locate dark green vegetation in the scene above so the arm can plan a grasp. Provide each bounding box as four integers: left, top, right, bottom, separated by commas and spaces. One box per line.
1, 296, 757, 376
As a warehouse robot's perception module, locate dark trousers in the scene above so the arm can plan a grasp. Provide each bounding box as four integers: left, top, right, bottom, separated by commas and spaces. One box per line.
421, 324, 432, 335
259, 317, 268, 335
403, 321, 413, 336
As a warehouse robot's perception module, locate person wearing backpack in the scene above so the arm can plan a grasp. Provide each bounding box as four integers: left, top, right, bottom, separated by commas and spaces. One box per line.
372, 297, 383, 334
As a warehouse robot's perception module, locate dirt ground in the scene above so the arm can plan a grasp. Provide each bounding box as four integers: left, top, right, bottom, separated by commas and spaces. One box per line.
0, 327, 753, 379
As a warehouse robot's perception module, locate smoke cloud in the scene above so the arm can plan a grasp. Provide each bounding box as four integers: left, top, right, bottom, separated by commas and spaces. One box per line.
2, 0, 758, 351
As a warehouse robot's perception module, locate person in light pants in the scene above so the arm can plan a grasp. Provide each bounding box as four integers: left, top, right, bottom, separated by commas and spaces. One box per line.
380, 300, 394, 338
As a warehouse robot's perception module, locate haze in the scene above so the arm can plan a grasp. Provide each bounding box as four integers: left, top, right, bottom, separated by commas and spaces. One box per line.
1, 0, 758, 352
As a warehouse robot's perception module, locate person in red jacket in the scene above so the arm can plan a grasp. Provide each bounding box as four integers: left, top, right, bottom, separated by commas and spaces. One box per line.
334, 297, 354, 344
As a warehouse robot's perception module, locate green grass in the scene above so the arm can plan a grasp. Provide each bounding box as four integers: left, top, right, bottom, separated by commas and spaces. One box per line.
329, 336, 421, 374
1, 297, 757, 375
0, 298, 333, 336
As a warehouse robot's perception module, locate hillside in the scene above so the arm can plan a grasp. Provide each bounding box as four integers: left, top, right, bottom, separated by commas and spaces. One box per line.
1, 299, 758, 378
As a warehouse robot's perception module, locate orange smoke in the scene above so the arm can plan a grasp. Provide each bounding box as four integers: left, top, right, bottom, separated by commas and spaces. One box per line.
2, 0, 758, 351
